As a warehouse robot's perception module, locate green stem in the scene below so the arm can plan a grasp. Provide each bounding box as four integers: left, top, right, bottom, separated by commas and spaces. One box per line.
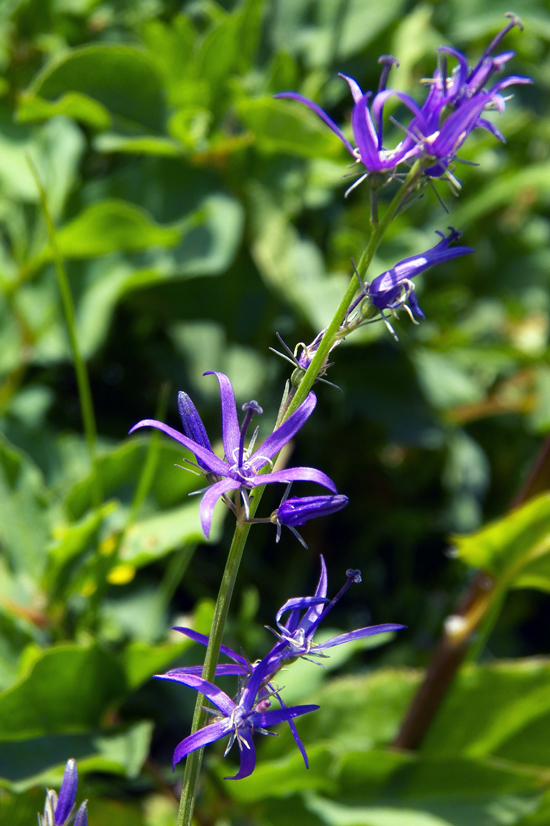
28, 157, 102, 508
177, 521, 252, 826
286, 164, 423, 418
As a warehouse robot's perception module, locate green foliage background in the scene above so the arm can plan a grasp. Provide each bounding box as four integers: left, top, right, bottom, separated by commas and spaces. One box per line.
1, 0, 550, 823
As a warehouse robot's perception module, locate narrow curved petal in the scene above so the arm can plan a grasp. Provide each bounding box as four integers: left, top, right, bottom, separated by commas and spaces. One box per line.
315, 623, 406, 650
250, 393, 317, 468
477, 117, 506, 143
129, 420, 229, 477
200, 477, 241, 538
437, 46, 469, 89
204, 372, 240, 462
250, 466, 337, 493
239, 655, 273, 712
155, 672, 235, 716
173, 720, 230, 769
162, 664, 247, 677
274, 92, 355, 155
55, 759, 78, 825
430, 94, 491, 156
280, 699, 309, 767
225, 729, 256, 780
178, 392, 212, 469
301, 555, 328, 631
171, 627, 247, 665
339, 73, 364, 103
351, 92, 382, 170
371, 89, 422, 143
276, 596, 328, 630
252, 704, 320, 727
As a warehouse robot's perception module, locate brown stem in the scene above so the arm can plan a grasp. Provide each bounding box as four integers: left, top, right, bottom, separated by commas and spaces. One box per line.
393, 433, 550, 751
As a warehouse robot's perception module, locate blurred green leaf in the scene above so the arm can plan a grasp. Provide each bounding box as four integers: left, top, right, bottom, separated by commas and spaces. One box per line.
0, 721, 153, 788
238, 98, 345, 159
26, 45, 166, 132
454, 492, 550, 590
17, 92, 112, 130
0, 644, 126, 740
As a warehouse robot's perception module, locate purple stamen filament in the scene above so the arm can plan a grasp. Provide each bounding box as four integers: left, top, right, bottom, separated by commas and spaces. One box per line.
304, 568, 362, 640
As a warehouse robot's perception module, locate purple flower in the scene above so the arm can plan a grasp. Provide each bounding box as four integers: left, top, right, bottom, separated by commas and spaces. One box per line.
409, 15, 532, 176
264, 557, 405, 672
272, 493, 349, 546
130, 372, 337, 538
38, 759, 87, 826
275, 57, 421, 182
365, 227, 474, 320
156, 656, 319, 779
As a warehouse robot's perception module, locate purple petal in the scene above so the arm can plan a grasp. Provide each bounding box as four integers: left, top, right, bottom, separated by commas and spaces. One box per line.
239, 655, 273, 712
225, 729, 256, 780
200, 477, 241, 538
73, 803, 88, 826
339, 73, 364, 104
129, 419, 229, 477
276, 596, 329, 630
274, 92, 355, 155
163, 664, 247, 677
178, 392, 212, 470
430, 94, 491, 157
155, 672, 235, 716
314, 623, 406, 650
250, 466, 337, 493
370, 89, 422, 144
203, 372, 240, 462
274, 689, 310, 768
250, 393, 317, 469
171, 627, 247, 665
54, 758, 78, 825
477, 117, 506, 143
252, 704, 320, 727
351, 92, 382, 170
437, 46, 469, 91
173, 720, 230, 769
302, 555, 328, 631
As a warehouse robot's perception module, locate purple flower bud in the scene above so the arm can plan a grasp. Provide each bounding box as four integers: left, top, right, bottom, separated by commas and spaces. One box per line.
276, 495, 349, 527
54, 759, 78, 825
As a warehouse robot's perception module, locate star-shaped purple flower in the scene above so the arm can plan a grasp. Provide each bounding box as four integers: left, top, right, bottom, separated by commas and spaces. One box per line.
129, 372, 337, 538
275, 57, 421, 184
156, 656, 319, 779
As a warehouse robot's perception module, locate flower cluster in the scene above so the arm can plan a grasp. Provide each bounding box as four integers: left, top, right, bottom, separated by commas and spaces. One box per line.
130, 371, 347, 543
156, 557, 405, 777
276, 15, 531, 190
38, 759, 87, 826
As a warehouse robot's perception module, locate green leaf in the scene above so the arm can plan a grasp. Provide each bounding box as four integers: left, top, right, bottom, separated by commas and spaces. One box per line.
423, 659, 550, 759
93, 132, 182, 157
454, 492, 550, 590
0, 721, 153, 788
0, 435, 51, 579
0, 644, 126, 740
34, 200, 181, 265
26, 45, 166, 132
237, 97, 345, 159
17, 92, 112, 130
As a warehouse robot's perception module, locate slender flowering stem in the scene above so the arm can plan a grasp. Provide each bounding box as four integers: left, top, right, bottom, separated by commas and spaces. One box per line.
178, 164, 426, 824
28, 158, 102, 508
286, 162, 425, 419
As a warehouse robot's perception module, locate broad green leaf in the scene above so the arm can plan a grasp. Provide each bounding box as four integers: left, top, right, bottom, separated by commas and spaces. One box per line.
412, 349, 486, 410
17, 92, 112, 130
0, 721, 153, 788
237, 98, 345, 159
0, 435, 50, 579
305, 795, 454, 826
222, 745, 337, 803
27, 45, 166, 132
454, 492, 550, 589
119, 498, 225, 568
32, 200, 181, 267
0, 644, 126, 740
423, 658, 550, 759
